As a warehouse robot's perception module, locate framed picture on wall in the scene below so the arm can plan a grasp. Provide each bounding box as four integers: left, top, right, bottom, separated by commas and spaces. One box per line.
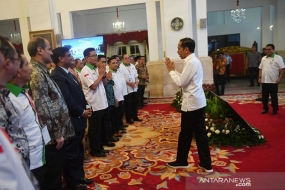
29, 29, 56, 49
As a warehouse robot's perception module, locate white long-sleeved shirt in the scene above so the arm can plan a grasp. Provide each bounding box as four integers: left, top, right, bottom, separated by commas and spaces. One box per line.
169, 53, 206, 111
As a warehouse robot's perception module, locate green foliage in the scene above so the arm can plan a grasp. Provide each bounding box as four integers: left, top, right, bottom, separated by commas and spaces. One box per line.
170, 85, 267, 148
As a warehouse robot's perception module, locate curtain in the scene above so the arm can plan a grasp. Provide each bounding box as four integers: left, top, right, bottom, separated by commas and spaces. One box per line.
144, 41, 149, 61
106, 44, 113, 57
112, 46, 118, 56
138, 42, 145, 57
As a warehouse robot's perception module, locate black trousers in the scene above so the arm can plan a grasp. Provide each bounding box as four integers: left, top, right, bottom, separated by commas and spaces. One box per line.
42, 143, 66, 190
214, 74, 225, 95
124, 92, 138, 122
262, 83, 278, 111
103, 106, 115, 142
31, 165, 45, 190
225, 65, 231, 82
249, 67, 259, 85
116, 100, 125, 131
137, 85, 146, 107
63, 131, 85, 187
88, 109, 105, 154
176, 107, 212, 169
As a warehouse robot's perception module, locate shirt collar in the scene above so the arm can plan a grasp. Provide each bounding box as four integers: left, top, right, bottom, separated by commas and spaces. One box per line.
30, 58, 49, 73
86, 62, 96, 70
6, 83, 25, 97
123, 62, 131, 67
59, 66, 69, 74
183, 53, 195, 63
109, 68, 117, 72
75, 68, 81, 73
266, 53, 275, 58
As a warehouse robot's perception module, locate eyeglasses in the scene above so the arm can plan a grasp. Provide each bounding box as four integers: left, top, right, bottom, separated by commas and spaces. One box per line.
265, 49, 272, 51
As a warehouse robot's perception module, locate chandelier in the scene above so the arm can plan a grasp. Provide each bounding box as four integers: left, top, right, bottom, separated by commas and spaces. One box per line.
231, 0, 246, 24
113, 8, 125, 35
10, 20, 21, 44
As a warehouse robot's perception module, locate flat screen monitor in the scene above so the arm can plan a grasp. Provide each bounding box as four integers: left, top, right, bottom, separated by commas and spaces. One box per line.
61, 36, 104, 60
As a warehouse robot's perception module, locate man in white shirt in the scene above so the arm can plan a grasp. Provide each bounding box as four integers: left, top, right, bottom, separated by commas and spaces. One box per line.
258, 44, 285, 115
80, 48, 109, 157
120, 53, 142, 124
165, 37, 213, 173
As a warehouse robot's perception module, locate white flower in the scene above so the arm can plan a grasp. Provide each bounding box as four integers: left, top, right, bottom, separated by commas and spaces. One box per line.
210, 127, 215, 132
222, 129, 225, 133
212, 123, 216, 127
215, 130, 220, 134
207, 133, 211, 137
261, 135, 264, 139
205, 118, 208, 122
206, 126, 208, 130
225, 130, 230, 134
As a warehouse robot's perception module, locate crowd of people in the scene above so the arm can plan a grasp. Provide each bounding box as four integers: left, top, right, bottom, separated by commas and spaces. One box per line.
1, 34, 284, 190
0, 36, 149, 190
213, 45, 284, 100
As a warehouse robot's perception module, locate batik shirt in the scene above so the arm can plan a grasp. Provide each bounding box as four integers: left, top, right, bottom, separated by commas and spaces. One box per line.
135, 63, 149, 85
104, 80, 115, 106
0, 85, 30, 167
29, 58, 75, 144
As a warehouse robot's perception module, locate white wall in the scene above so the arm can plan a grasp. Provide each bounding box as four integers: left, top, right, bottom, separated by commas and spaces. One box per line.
207, 7, 261, 50
207, 0, 281, 49
276, 0, 285, 50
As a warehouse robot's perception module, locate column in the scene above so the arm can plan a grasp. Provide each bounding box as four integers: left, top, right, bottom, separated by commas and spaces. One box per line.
61, 12, 74, 39
19, 17, 31, 60
195, 0, 208, 57
146, 2, 159, 61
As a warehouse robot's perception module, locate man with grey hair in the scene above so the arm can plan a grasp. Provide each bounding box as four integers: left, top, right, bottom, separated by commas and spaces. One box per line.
28, 37, 75, 190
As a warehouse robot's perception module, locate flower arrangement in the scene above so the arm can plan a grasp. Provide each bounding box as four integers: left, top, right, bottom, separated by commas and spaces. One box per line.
170, 84, 267, 147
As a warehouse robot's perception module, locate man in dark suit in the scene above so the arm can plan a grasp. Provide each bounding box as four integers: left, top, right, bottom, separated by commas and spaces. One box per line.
51, 47, 92, 190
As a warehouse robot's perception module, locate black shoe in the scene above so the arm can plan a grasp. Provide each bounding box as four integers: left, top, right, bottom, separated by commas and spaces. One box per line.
101, 149, 110, 153
127, 121, 134, 124
110, 137, 119, 142
80, 178, 93, 184
91, 153, 106, 157
103, 141, 115, 147
166, 161, 189, 168
261, 110, 268, 114
133, 118, 143, 122
69, 184, 87, 190
272, 110, 277, 115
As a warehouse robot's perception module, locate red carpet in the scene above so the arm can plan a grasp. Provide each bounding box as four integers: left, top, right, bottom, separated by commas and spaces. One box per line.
81, 95, 285, 189
229, 102, 285, 172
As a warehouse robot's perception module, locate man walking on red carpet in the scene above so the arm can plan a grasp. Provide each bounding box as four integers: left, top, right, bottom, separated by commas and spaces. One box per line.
165, 37, 213, 173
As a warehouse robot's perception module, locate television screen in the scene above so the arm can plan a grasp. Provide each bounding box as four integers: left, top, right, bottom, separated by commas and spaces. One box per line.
62, 36, 104, 60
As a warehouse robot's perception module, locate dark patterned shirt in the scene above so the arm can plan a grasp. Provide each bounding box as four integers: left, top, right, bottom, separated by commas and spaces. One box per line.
135, 63, 149, 85
0, 85, 30, 167
104, 80, 115, 106
29, 58, 75, 144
